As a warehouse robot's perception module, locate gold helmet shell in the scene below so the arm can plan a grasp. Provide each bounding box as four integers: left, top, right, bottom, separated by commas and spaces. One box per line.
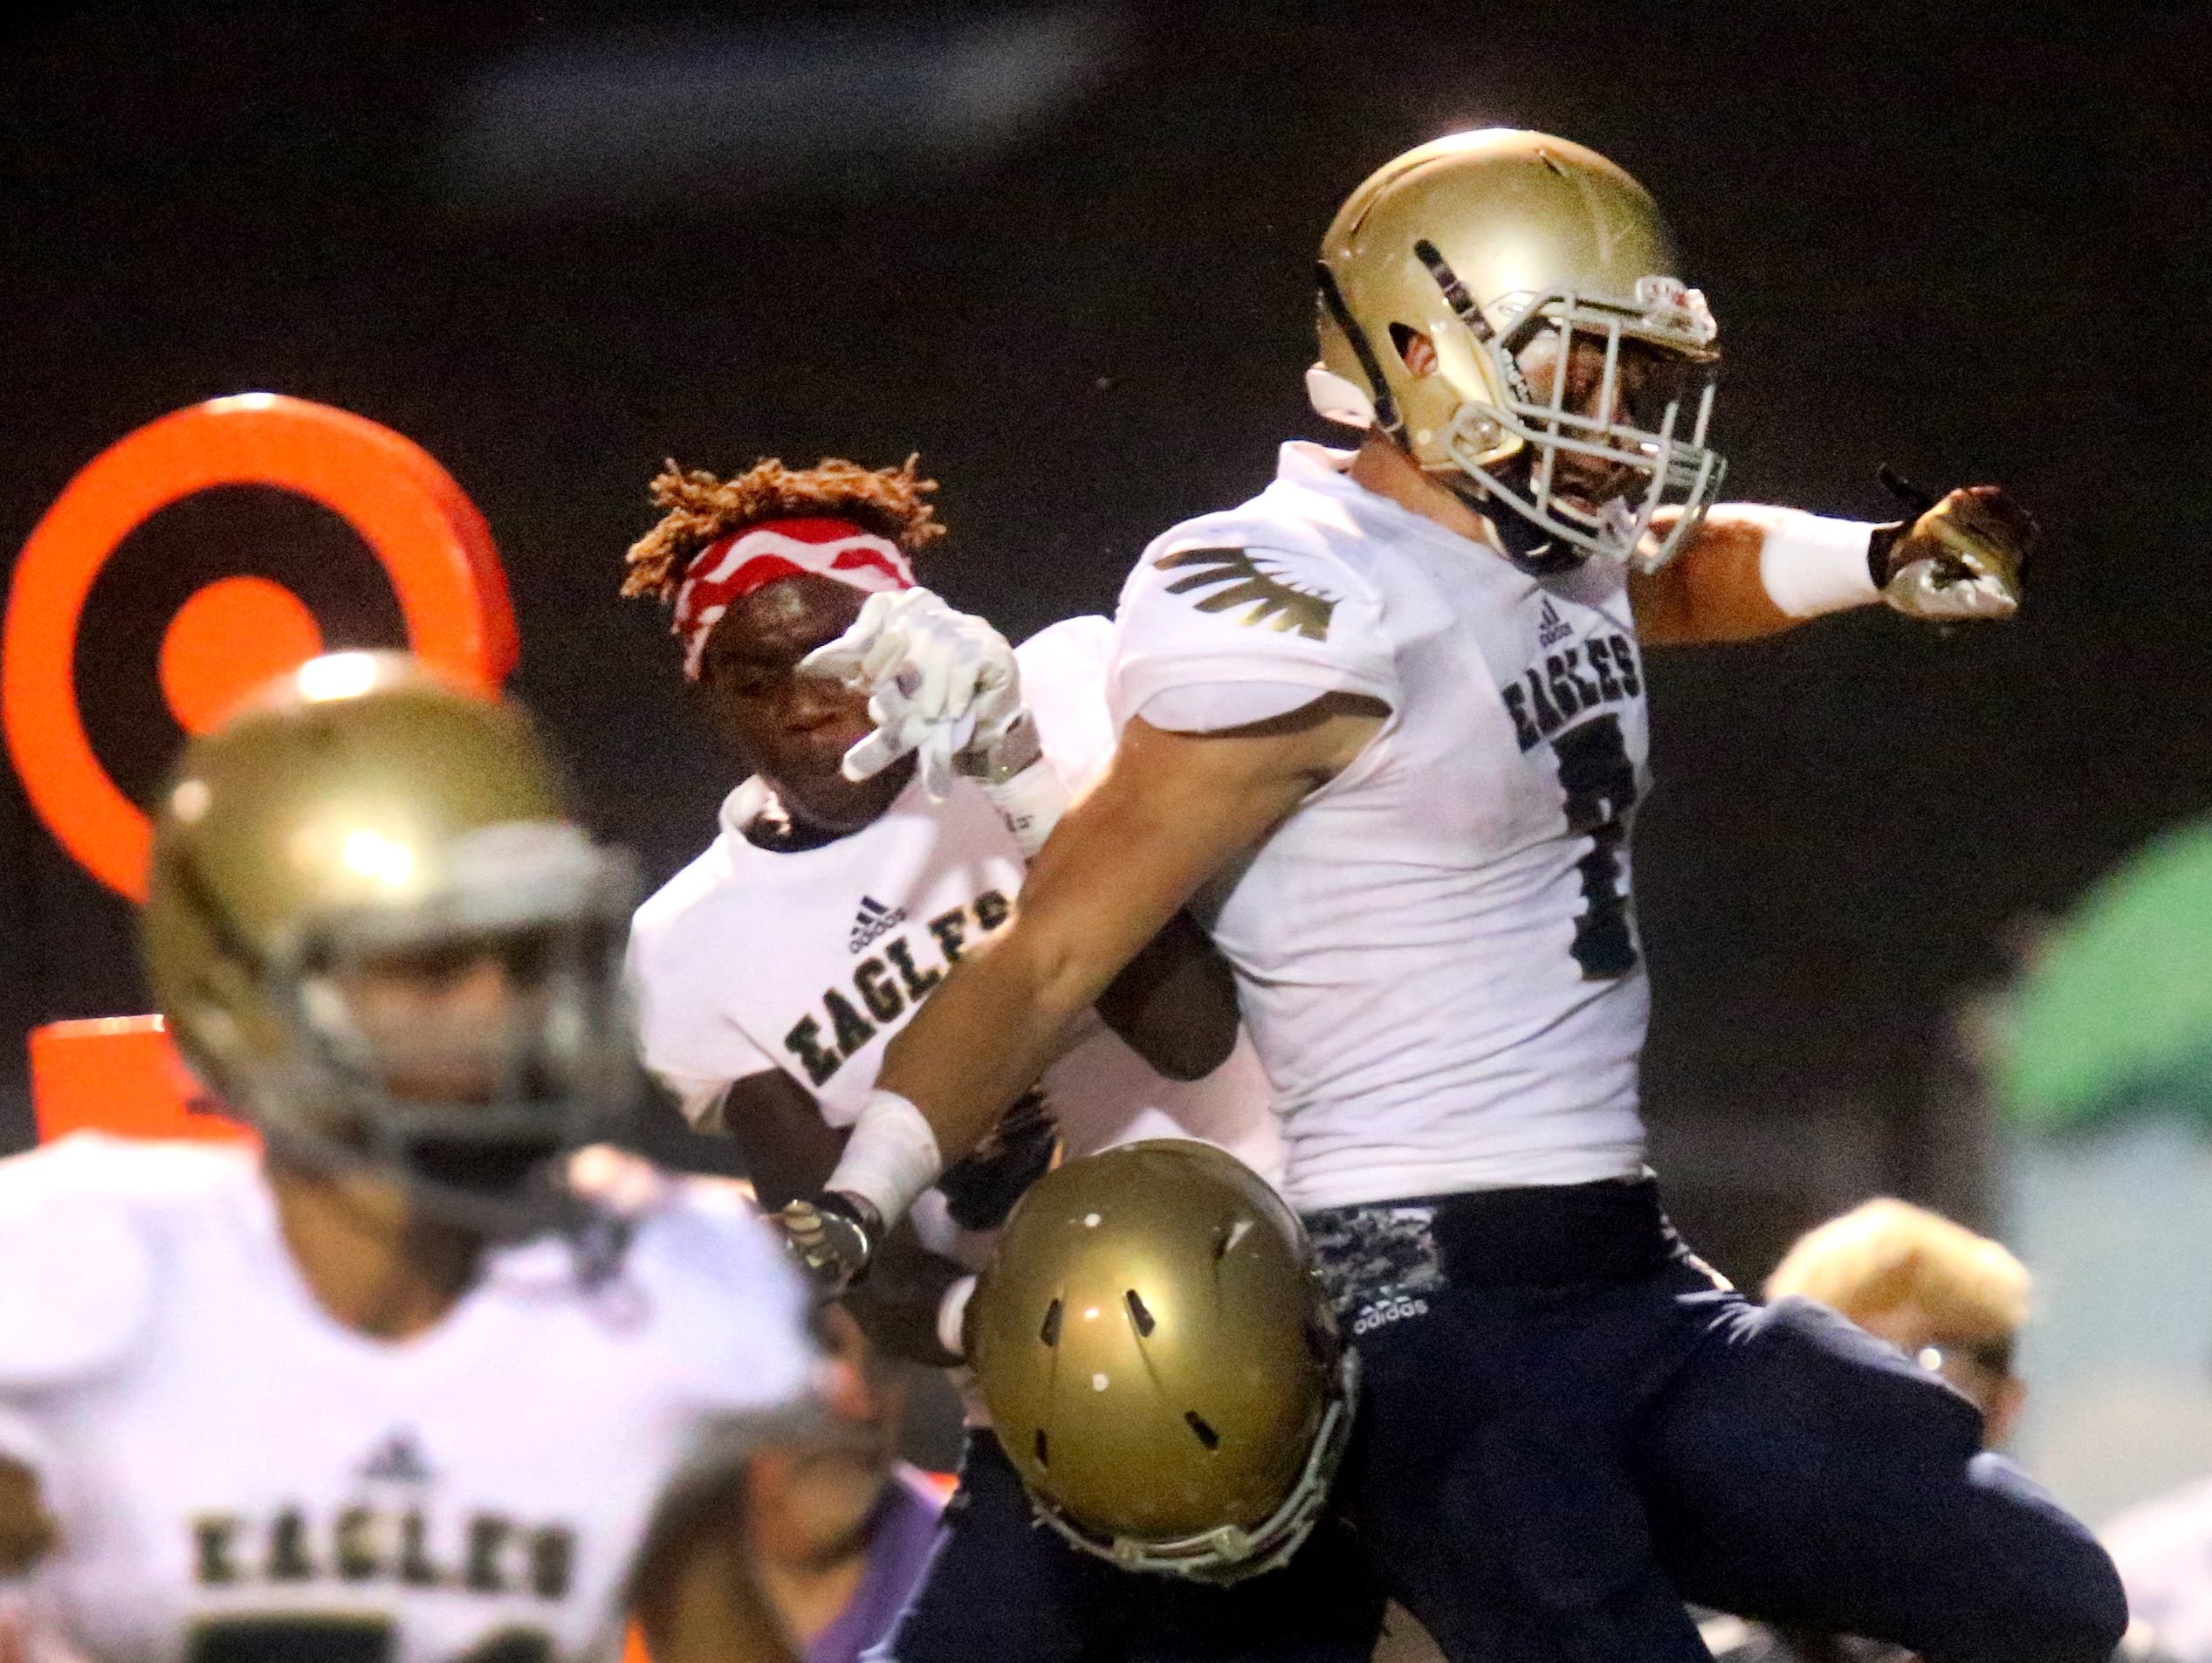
1313, 127, 1725, 570
968, 1140, 1354, 1582
141, 651, 637, 1222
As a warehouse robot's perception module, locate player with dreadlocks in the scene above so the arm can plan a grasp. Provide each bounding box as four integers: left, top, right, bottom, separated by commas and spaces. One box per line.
620, 457, 1378, 1661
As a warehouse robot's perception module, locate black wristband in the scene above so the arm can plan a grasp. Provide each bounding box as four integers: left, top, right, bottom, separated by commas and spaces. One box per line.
816, 1187, 883, 1240
1865, 519, 1908, 590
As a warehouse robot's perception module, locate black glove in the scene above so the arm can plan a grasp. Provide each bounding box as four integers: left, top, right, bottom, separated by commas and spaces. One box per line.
937, 1089, 1061, 1231
773, 1190, 881, 1298
1868, 482, 2036, 622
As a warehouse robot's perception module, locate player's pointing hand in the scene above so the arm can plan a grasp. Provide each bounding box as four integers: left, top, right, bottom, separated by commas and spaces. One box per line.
1875, 484, 2037, 622
800, 588, 1026, 798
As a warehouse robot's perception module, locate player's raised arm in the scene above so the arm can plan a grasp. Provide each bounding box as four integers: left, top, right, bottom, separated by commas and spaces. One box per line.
1629, 485, 2037, 644
780, 695, 1381, 1290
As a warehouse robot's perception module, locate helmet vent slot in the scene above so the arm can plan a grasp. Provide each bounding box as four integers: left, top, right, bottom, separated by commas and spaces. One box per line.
1184, 1412, 1221, 1451
1124, 1289, 1156, 1337
1034, 1429, 1049, 1467
1040, 1298, 1063, 1346
1412, 237, 1494, 342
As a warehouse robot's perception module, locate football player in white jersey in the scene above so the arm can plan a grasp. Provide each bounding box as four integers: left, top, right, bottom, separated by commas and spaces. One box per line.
0, 654, 817, 1663
775, 132, 2128, 1663
619, 457, 1382, 1660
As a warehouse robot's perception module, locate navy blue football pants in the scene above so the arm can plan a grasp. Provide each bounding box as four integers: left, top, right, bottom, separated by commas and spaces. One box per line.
1330, 1179, 2127, 1663
883, 1178, 2126, 1663
878, 1426, 1385, 1662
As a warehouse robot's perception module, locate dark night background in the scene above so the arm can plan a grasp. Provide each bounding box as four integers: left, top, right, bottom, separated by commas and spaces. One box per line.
3, 0, 2207, 1282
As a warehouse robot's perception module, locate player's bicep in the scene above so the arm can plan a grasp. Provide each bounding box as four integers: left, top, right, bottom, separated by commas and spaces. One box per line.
1630, 509, 1795, 644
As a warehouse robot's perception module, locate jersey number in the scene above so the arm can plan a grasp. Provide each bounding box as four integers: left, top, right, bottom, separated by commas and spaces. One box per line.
1551, 714, 1638, 979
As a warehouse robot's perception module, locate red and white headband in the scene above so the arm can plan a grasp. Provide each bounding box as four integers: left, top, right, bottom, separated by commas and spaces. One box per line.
672, 516, 915, 680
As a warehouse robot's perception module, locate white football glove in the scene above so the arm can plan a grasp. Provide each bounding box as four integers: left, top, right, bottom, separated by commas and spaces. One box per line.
800, 588, 1027, 800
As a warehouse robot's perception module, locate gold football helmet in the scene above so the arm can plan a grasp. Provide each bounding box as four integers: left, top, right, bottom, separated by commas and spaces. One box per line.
141, 652, 638, 1228
1311, 127, 1725, 571
967, 1140, 1354, 1582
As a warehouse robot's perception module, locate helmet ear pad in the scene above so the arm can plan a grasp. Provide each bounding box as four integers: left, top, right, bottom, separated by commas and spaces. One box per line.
1384, 313, 1528, 476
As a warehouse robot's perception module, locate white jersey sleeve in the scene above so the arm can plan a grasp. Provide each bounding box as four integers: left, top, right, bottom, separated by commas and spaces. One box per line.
1015, 615, 1118, 791
0, 1137, 159, 1397
1110, 531, 1398, 732
567, 1153, 820, 1455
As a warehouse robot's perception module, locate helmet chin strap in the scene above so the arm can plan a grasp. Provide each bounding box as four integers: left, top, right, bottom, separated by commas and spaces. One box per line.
1418, 450, 1586, 577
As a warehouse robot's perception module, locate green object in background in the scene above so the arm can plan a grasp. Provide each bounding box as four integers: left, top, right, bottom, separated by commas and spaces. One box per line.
2003, 819, 2212, 1132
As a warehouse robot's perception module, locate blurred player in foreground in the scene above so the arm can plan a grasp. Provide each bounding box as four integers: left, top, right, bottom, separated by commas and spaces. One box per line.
0, 655, 815, 1663
2106, 1470, 2212, 1662
620, 458, 1379, 1660
781, 129, 2125, 1662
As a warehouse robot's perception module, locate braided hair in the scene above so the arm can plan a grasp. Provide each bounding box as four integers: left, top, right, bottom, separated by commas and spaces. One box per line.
621, 453, 945, 606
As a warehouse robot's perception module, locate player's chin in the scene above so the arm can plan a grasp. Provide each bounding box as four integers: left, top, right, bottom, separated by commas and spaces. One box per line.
778, 757, 913, 833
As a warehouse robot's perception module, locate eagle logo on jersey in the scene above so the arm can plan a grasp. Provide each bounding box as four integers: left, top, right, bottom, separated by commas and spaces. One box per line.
1155, 546, 1336, 641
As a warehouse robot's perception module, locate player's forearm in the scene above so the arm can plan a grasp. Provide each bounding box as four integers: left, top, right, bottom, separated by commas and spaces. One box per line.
813, 881, 1169, 1249
814, 712, 1358, 1243
718, 1071, 846, 1209
1633, 506, 1880, 644
875, 912, 1113, 1166
844, 1221, 977, 1367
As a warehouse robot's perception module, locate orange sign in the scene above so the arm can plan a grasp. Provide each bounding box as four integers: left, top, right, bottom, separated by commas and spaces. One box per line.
5, 395, 515, 1145
28, 1017, 254, 1147
3, 393, 518, 904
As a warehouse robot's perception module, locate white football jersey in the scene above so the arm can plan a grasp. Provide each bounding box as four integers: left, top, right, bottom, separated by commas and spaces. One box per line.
0, 1134, 815, 1663
1110, 442, 1653, 1212
626, 616, 1281, 1250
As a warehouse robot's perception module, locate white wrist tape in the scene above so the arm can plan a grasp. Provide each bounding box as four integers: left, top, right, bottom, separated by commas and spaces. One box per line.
825, 1089, 944, 1228
979, 757, 1071, 860
937, 1274, 979, 1360
1738, 505, 1882, 619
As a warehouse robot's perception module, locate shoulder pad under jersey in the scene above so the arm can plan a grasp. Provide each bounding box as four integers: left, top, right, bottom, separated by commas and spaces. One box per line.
0, 1135, 189, 1390
1112, 529, 1395, 728
1014, 615, 1116, 792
